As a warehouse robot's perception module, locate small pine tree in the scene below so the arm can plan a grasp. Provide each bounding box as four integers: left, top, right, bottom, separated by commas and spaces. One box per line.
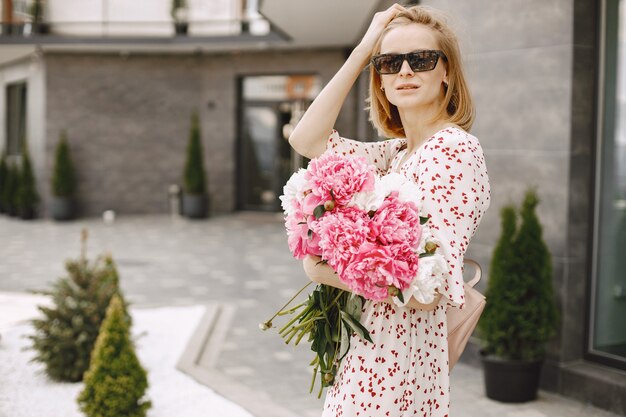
26, 230, 130, 382
477, 189, 560, 361
52, 131, 77, 198
17, 147, 39, 219
29, 0, 43, 23
171, 0, 187, 18
3, 162, 19, 216
512, 188, 559, 360
77, 294, 152, 417
476, 205, 518, 358
0, 152, 7, 213
183, 111, 207, 195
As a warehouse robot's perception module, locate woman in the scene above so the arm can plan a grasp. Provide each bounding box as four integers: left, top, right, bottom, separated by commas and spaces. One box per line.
289, 4, 491, 416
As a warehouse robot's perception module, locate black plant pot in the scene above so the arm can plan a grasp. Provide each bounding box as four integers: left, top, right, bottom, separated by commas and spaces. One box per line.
480, 350, 544, 403
7, 205, 18, 217
182, 193, 208, 219
50, 196, 75, 221
174, 22, 188, 35
19, 206, 36, 220
31, 22, 50, 35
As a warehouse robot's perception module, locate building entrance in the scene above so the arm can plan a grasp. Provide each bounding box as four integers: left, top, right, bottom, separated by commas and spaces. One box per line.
237, 75, 321, 211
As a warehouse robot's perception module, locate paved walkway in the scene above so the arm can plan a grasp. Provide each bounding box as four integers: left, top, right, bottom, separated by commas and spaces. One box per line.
0, 213, 621, 417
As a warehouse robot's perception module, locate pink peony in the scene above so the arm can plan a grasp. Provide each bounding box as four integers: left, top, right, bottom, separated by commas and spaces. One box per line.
340, 242, 415, 301
369, 191, 422, 248
313, 206, 371, 275
388, 242, 420, 289
305, 154, 375, 206
285, 204, 321, 259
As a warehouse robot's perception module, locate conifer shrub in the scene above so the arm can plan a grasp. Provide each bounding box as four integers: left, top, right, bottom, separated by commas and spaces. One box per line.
26, 230, 130, 382
52, 131, 77, 198
77, 294, 152, 417
476, 205, 518, 358
17, 148, 39, 219
3, 162, 19, 216
183, 111, 207, 195
171, 0, 187, 18
477, 188, 560, 361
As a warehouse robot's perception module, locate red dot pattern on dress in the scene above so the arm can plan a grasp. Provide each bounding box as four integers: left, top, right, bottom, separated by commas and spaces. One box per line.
320, 128, 491, 417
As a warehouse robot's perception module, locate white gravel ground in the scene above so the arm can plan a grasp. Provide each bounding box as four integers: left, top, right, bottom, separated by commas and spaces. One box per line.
0, 292, 254, 417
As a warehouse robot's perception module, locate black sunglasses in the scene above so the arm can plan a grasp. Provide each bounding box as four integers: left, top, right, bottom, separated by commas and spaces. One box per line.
370, 50, 447, 74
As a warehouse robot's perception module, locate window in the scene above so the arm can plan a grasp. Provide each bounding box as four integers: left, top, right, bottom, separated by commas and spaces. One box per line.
591, 0, 626, 370
5, 81, 27, 156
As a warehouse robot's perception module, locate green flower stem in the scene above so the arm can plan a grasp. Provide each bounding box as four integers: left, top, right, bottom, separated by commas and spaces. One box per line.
277, 300, 308, 316
290, 316, 323, 331
330, 290, 345, 306
310, 364, 319, 394
279, 309, 309, 335
285, 330, 298, 344
265, 281, 312, 326
295, 325, 312, 345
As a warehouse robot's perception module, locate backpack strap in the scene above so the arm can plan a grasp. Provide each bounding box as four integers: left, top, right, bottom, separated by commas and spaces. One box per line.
463, 258, 482, 288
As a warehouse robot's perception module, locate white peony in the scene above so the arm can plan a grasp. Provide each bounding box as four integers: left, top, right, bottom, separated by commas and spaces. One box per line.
349, 173, 422, 212
376, 172, 421, 205
279, 168, 309, 215
392, 221, 449, 307
402, 253, 448, 304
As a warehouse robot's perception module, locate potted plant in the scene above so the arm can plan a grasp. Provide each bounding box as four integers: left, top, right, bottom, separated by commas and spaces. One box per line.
3, 162, 19, 217
29, 0, 49, 35
50, 131, 77, 220
17, 146, 39, 219
171, 0, 189, 35
476, 188, 560, 402
182, 111, 209, 218
0, 152, 7, 214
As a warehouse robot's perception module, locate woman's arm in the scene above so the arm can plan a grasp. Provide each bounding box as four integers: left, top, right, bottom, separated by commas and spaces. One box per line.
303, 255, 442, 311
288, 4, 406, 160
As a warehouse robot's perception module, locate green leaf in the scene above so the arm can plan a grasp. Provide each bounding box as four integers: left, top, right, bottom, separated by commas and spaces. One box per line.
308, 229, 313, 239
338, 321, 351, 361
419, 252, 435, 258
396, 291, 404, 304
345, 294, 363, 320
340, 311, 373, 343
313, 204, 326, 220
419, 216, 430, 225
324, 322, 332, 342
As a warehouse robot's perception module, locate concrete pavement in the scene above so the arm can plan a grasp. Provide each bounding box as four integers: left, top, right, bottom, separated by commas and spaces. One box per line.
0, 212, 622, 417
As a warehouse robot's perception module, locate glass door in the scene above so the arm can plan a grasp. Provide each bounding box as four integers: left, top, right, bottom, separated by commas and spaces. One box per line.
237, 75, 322, 212
238, 102, 292, 211
590, 0, 626, 370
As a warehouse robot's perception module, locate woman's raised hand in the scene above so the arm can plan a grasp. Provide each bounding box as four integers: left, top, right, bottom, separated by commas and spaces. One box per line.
354, 3, 407, 59
287, 4, 407, 159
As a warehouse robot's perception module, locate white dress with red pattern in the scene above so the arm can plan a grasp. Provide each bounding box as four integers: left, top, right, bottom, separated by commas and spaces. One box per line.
320, 126, 491, 417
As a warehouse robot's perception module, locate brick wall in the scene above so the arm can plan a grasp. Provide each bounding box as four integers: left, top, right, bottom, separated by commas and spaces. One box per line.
44, 49, 363, 216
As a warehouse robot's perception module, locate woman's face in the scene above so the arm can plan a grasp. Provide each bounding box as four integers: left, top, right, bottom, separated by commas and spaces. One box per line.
378, 24, 448, 113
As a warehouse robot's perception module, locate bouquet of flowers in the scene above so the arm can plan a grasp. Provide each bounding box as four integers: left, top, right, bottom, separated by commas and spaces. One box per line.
261, 153, 448, 396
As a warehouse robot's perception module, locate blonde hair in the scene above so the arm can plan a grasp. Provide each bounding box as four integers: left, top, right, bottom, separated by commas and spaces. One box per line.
367, 5, 474, 137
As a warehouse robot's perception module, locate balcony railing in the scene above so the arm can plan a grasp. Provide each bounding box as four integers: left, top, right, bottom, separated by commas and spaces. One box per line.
0, 0, 285, 44
0, 17, 289, 45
